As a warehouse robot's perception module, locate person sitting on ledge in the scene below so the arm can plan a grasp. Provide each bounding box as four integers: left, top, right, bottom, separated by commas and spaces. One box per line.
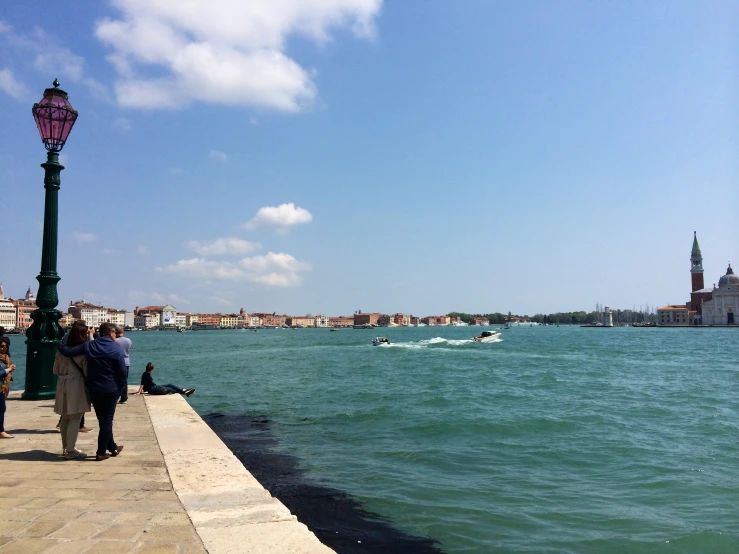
132, 362, 195, 397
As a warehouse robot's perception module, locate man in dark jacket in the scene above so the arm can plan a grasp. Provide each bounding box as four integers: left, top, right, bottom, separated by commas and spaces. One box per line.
58, 321, 126, 461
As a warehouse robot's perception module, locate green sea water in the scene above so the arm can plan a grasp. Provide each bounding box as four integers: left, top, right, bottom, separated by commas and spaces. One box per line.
8, 326, 739, 552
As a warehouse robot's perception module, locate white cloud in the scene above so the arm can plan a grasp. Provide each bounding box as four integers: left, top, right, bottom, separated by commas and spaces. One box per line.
136, 245, 150, 256
94, 0, 382, 110
157, 252, 310, 287
244, 202, 312, 233
0, 24, 108, 100
73, 231, 98, 245
187, 237, 261, 256
0, 68, 29, 99
102, 248, 116, 255
209, 150, 228, 162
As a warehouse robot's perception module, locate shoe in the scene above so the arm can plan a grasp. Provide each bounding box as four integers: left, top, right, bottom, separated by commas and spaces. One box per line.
64, 449, 87, 459
110, 445, 124, 457
184, 388, 195, 397
0, 432, 14, 439
79, 427, 94, 433
119, 400, 127, 404
96, 453, 110, 461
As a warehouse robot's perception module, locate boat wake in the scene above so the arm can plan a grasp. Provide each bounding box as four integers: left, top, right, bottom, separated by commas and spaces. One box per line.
378, 336, 502, 349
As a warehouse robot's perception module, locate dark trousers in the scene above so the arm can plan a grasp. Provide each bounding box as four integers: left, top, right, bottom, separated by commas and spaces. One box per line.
119, 366, 129, 403
0, 392, 5, 433
150, 384, 184, 395
90, 391, 119, 456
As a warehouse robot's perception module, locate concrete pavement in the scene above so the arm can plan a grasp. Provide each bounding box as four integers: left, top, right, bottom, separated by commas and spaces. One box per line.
0, 390, 332, 554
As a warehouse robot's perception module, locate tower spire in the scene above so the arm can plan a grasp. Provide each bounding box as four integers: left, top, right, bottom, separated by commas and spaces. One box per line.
690, 232, 704, 292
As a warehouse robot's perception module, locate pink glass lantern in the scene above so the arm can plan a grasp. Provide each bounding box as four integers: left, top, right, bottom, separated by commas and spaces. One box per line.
31, 79, 78, 152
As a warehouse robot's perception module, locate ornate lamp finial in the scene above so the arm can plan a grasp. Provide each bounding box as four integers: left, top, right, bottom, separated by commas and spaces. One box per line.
53, 78, 60, 88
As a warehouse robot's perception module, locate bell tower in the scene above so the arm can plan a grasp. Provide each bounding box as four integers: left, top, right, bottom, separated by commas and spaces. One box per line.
690, 231, 704, 292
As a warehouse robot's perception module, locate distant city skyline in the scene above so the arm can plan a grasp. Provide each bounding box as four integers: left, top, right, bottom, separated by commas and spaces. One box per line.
1, 1, 737, 315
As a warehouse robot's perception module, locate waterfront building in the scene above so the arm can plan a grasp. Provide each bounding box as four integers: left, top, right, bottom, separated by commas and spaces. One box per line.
392, 313, 412, 326
175, 313, 188, 327
220, 314, 239, 328
185, 314, 199, 327
286, 316, 315, 328
328, 316, 353, 327
244, 314, 261, 327
124, 311, 135, 328
354, 312, 380, 326
106, 309, 127, 328
410, 316, 420, 326
58, 312, 74, 328
193, 314, 221, 327
69, 301, 109, 328
314, 315, 330, 328
253, 313, 287, 327
135, 306, 163, 327
472, 317, 490, 326
0, 285, 16, 331
134, 312, 160, 329
161, 304, 177, 327
421, 315, 451, 326
14, 288, 38, 331
657, 305, 693, 326
700, 264, 739, 325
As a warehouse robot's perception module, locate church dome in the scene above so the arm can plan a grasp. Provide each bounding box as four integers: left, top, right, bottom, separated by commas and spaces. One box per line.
718, 264, 739, 287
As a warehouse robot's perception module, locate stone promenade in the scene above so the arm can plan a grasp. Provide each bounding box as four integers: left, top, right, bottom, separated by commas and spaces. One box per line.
0, 390, 332, 554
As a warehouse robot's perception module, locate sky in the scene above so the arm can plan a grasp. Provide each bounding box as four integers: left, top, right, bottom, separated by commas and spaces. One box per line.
1, 0, 737, 317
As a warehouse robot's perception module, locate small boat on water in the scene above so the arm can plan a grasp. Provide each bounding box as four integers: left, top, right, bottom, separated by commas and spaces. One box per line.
330, 329, 340, 332
372, 337, 391, 346
471, 330, 501, 343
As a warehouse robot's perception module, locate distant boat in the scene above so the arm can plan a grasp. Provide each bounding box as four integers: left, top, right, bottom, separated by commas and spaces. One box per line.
471, 330, 501, 343
372, 337, 391, 346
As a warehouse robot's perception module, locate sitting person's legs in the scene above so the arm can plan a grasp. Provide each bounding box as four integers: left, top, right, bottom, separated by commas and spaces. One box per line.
160, 384, 184, 394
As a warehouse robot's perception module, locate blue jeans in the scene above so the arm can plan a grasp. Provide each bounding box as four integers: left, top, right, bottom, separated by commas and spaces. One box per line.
150, 384, 184, 395
90, 391, 119, 456
0, 392, 5, 433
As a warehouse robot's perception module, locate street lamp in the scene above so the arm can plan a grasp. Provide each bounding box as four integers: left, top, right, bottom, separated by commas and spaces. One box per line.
23, 79, 78, 400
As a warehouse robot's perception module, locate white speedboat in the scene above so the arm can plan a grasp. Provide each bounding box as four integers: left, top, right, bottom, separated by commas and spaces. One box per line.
471, 330, 501, 343
373, 337, 391, 346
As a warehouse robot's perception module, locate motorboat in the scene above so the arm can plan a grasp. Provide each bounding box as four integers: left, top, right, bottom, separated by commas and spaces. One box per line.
471, 330, 501, 343
372, 337, 391, 346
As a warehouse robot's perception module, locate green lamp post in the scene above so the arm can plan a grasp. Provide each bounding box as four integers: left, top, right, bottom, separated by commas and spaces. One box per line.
23, 79, 78, 400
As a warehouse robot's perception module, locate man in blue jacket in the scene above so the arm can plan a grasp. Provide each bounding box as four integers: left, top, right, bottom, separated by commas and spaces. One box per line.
58, 321, 126, 461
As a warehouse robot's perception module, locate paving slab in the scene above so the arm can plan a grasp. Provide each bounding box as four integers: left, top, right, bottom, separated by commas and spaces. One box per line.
0, 389, 334, 553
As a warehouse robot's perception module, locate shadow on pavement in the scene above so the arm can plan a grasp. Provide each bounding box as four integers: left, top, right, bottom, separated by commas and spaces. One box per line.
0, 449, 67, 462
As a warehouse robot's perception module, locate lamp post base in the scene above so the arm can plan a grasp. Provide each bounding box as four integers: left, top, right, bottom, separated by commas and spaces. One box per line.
22, 338, 59, 400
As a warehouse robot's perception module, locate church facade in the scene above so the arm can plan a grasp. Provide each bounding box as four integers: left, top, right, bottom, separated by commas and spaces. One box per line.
658, 232, 736, 326
701, 264, 739, 326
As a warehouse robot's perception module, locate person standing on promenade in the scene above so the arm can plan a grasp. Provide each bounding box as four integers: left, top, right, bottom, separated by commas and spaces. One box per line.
115, 326, 132, 405
0, 336, 16, 439
53, 321, 91, 458
58, 322, 126, 461
132, 362, 195, 397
